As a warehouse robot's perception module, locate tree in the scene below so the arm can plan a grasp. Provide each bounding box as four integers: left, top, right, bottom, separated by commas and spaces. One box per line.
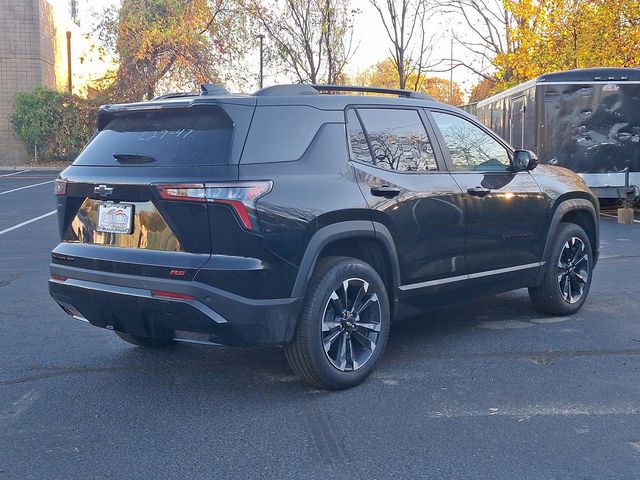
94, 0, 253, 101
494, 0, 640, 87
468, 77, 496, 102
251, 0, 356, 84
369, 0, 441, 89
440, 0, 640, 91
436, 0, 516, 81
357, 59, 464, 104
418, 77, 464, 105
11, 88, 98, 161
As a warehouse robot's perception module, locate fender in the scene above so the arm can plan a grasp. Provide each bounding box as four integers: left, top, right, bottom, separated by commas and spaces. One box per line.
291, 221, 401, 307
536, 198, 599, 284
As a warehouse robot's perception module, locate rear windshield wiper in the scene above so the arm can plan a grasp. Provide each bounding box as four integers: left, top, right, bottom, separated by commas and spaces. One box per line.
113, 153, 156, 164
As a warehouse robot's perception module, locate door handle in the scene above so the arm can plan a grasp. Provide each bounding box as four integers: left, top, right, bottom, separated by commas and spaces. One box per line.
371, 185, 401, 198
467, 186, 491, 197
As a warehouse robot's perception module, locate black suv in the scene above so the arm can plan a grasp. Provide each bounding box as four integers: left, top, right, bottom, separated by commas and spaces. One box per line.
50, 84, 599, 389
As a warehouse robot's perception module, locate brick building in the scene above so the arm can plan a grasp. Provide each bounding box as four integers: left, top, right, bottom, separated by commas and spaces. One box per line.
0, 0, 72, 165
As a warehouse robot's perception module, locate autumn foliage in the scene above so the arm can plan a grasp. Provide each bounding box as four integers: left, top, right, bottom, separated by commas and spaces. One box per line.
357, 59, 465, 105
494, 0, 640, 88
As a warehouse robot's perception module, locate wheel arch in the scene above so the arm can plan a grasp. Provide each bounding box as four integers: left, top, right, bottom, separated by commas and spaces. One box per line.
292, 221, 401, 319
540, 197, 599, 280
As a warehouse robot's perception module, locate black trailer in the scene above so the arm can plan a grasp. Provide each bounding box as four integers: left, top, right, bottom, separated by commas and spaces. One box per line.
472, 67, 640, 199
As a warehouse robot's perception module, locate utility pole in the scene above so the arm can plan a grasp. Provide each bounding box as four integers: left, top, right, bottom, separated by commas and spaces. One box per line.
257, 34, 265, 89
449, 32, 454, 104
66, 30, 72, 94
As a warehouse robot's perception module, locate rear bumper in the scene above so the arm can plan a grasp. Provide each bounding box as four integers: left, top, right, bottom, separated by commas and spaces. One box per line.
49, 264, 302, 346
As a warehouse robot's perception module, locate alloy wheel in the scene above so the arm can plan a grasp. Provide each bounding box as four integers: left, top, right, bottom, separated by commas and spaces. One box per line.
557, 236, 589, 304
321, 278, 382, 372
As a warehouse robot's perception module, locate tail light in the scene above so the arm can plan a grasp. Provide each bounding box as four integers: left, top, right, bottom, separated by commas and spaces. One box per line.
154, 181, 272, 232
156, 184, 206, 202
54, 179, 67, 196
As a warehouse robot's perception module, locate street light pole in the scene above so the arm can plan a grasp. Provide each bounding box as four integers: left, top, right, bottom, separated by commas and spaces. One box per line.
257, 34, 265, 89
449, 32, 454, 104
66, 30, 72, 94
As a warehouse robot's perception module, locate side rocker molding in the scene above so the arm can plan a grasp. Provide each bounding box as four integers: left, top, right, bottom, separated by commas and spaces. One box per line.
536, 198, 599, 285
291, 221, 401, 306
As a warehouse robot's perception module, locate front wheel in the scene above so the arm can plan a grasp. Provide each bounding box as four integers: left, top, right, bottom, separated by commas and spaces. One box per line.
529, 222, 593, 315
284, 256, 391, 390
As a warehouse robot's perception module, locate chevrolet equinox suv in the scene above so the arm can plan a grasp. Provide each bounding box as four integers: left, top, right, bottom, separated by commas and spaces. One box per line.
50, 84, 599, 389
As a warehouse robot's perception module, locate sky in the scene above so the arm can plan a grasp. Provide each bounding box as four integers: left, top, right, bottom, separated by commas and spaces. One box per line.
347, 0, 482, 90
46, 0, 487, 95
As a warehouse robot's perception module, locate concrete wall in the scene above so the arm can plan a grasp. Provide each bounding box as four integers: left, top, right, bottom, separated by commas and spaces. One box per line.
0, 0, 59, 165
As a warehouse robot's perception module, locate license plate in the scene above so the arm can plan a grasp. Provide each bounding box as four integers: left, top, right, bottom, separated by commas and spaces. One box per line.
97, 202, 134, 234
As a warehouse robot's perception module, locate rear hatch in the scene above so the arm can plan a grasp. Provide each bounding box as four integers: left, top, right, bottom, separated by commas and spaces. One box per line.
53, 97, 256, 279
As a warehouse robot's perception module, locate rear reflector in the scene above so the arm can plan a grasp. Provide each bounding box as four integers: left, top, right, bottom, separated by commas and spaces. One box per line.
50, 274, 68, 281
151, 290, 195, 300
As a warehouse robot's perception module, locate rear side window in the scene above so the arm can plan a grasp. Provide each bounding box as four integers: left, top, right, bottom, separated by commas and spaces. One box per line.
350, 108, 438, 172
74, 105, 233, 166
346, 110, 372, 164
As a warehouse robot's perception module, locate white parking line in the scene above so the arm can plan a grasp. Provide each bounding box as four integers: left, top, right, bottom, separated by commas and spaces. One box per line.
0, 169, 31, 177
0, 210, 56, 236
0, 180, 54, 196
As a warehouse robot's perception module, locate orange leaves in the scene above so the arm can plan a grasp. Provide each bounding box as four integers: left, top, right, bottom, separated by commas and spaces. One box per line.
496, 0, 640, 88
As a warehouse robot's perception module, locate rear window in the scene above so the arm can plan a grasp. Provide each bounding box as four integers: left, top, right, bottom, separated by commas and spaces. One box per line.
74, 105, 233, 166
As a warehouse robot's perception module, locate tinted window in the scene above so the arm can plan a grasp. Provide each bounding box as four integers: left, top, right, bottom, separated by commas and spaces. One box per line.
346, 110, 372, 164
242, 106, 343, 163
75, 106, 233, 166
356, 108, 438, 172
431, 111, 510, 171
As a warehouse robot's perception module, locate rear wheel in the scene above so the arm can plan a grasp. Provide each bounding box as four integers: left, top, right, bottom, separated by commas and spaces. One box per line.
284, 256, 390, 390
114, 331, 174, 348
529, 222, 593, 315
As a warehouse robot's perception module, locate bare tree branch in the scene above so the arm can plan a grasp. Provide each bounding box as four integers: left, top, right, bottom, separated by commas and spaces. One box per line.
369, 0, 437, 89
251, 0, 356, 84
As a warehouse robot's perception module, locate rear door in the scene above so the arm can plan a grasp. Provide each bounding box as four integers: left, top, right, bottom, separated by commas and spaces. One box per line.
427, 109, 546, 281
346, 107, 466, 316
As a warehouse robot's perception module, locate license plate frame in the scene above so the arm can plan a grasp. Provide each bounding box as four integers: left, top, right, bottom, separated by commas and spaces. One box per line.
97, 202, 134, 234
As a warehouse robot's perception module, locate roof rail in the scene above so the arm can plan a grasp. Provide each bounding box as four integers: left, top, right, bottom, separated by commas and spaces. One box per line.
254, 84, 319, 96
200, 84, 230, 96
253, 84, 434, 100
151, 92, 199, 101
311, 84, 434, 100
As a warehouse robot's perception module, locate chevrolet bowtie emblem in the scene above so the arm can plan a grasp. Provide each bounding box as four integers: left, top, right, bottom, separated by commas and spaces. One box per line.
94, 185, 114, 197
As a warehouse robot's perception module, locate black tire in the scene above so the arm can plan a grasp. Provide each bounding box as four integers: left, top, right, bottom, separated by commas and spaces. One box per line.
114, 331, 174, 348
284, 256, 391, 390
529, 222, 593, 315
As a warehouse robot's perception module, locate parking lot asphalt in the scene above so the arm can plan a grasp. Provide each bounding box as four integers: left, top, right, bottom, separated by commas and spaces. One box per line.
1, 168, 639, 480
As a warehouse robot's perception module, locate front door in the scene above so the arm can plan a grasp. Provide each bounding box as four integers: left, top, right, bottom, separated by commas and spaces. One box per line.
427, 109, 547, 282
345, 107, 467, 316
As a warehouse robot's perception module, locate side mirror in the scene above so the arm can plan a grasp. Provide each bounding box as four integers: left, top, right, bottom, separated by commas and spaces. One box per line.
512, 149, 538, 172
